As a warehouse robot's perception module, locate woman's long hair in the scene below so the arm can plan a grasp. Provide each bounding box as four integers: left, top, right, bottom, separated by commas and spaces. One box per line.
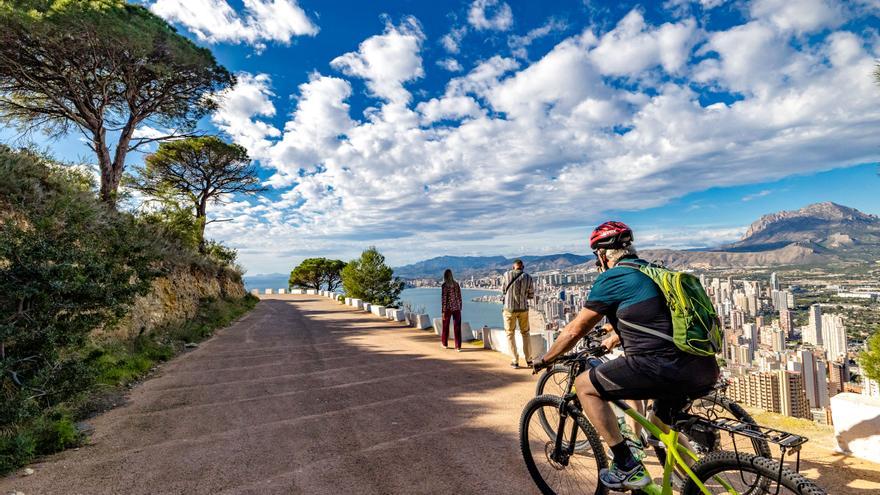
443, 269, 455, 286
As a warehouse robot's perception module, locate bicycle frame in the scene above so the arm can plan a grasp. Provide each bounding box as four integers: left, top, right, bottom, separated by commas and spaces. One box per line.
549, 353, 738, 495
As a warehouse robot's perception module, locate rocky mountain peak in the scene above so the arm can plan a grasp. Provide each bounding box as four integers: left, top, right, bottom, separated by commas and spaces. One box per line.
736, 202, 879, 248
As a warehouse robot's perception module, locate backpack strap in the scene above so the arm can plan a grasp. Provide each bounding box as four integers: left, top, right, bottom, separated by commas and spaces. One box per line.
614, 260, 674, 342
617, 318, 675, 343
616, 261, 642, 269
503, 271, 525, 295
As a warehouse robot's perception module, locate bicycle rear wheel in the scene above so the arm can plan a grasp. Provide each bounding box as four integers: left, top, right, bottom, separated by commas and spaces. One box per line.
520, 394, 608, 495
683, 451, 826, 495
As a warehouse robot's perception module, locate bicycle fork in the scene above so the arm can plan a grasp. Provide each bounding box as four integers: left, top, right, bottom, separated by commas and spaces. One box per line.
551, 396, 579, 466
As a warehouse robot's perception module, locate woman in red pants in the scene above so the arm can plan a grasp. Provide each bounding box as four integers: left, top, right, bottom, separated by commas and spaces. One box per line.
441, 269, 463, 351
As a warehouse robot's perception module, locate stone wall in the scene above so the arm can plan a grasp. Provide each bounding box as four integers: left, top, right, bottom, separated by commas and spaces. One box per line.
97, 266, 246, 341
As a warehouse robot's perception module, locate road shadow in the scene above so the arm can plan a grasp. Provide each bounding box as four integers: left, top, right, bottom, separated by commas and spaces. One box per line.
0, 296, 542, 495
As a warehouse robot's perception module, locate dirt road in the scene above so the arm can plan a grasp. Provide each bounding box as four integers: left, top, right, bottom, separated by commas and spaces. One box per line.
1, 295, 540, 494
2, 294, 877, 494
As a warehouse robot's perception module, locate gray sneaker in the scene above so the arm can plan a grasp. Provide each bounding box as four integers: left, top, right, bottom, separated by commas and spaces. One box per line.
599, 462, 650, 490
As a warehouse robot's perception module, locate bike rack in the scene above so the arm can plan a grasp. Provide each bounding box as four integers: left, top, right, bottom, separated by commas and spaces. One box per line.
676, 414, 807, 495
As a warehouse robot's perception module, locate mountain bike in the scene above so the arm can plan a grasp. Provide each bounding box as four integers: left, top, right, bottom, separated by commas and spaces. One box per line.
520, 347, 826, 494
534, 328, 771, 465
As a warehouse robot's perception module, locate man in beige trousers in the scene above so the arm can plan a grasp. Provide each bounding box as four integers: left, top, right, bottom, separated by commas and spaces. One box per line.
501, 259, 534, 368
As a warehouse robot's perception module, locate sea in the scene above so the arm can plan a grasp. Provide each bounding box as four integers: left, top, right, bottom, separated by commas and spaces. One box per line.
244, 275, 504, 329
399, 287, 503, 329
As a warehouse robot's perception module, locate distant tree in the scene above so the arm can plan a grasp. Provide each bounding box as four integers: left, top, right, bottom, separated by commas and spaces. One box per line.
341, 247, 404, 307
0, 0, 233, 207
289, 258, 324, 291
289, 258, 346, 291
321, 259, 347, 291
860, 331, 880, 383
130, 136, 264, 253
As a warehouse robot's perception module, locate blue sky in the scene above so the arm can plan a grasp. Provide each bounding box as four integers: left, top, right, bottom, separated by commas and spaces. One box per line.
5, 0, 880, 273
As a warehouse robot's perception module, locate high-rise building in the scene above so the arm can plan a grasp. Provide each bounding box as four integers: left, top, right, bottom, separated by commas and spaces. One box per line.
770, 272, 779, 291
829, 361, 849, 398
805, 304, 823, 346
820, 314, 847, 361
747, 294, 758, 317
779, 309, 793, 337
726, 371, 810, 419
778, 370, 811, 419
742, 323, 759, 353
771, 289, 790, 311
770, 328, 785, 352
731, 309, 744, 332
789, 350, 829, 409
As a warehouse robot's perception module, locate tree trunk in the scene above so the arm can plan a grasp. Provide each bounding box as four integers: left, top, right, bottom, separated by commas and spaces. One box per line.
95, 129, 117, 207
196, 198, 208, 254
96, 119, 137, 208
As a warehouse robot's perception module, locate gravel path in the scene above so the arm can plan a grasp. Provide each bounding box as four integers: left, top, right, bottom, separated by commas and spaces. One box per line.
0, 295, 539, 494
1, 294, 874, 494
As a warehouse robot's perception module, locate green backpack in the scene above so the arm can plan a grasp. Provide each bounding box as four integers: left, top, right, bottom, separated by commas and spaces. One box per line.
617, 261, 722, 356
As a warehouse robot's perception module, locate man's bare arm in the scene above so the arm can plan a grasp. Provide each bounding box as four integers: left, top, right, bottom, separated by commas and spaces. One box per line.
539, 307, 605, 364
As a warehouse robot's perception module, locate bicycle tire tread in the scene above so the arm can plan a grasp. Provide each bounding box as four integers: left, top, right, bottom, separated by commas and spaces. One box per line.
683, 451, 826, 495
519, 394, 609, 495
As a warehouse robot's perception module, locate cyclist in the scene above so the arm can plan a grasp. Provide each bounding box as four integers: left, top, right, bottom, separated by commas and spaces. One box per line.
532, 221, 719, 491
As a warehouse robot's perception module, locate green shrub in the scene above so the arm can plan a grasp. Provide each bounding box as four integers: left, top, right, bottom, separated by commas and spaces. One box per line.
0, 429, 36, 474
32, 412, 79, 456
0, 147, 257, 474
1, 146, 165, 426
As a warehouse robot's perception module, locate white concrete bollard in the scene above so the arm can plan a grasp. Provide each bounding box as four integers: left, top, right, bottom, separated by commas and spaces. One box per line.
483, 328, 543, 362
433, 318, 443, 336
307, 289, 317, 295
372, 305, 386, 317
345, 297, 351, 306
481, 325, 491, 349
278, 288, 286, 294
264, 288, 273, 295
461, 322, 474, 340
250, 288, 259, 295
831, 393, 880, 463
363, 302, 371, 313
389, 309, 406, 322
415, 314, 431, 329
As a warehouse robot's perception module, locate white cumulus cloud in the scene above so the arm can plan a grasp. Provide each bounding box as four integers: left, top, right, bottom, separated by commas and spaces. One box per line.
206, 11, 880, 271
468, 0, 514, 31
330, 17, 425, 104
149, 0, 318, 50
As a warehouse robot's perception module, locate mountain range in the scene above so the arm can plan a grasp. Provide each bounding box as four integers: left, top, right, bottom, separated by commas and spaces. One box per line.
393, 253, 591, 279
394, 202, 880, 277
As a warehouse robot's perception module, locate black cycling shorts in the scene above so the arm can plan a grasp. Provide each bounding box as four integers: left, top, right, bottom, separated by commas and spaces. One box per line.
587, 353, 719, 424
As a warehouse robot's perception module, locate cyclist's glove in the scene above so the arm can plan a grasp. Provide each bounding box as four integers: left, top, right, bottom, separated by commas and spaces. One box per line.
531, 357, 548, 375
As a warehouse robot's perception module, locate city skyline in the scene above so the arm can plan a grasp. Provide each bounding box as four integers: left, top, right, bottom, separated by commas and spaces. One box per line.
3, 0, 880, 273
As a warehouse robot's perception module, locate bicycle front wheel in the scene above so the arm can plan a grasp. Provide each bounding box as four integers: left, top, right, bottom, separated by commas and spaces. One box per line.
683, 451, 826, 495
520, 394, 608, 495
536, 364, 572, 397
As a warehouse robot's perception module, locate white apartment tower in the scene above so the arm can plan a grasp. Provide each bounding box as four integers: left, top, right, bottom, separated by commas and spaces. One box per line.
805, 304, 823, 346
788, 350, 829, 409
820, 314, 847, 361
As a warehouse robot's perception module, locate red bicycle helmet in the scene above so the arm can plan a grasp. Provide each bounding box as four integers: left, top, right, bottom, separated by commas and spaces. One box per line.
589, 221, 633, 250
